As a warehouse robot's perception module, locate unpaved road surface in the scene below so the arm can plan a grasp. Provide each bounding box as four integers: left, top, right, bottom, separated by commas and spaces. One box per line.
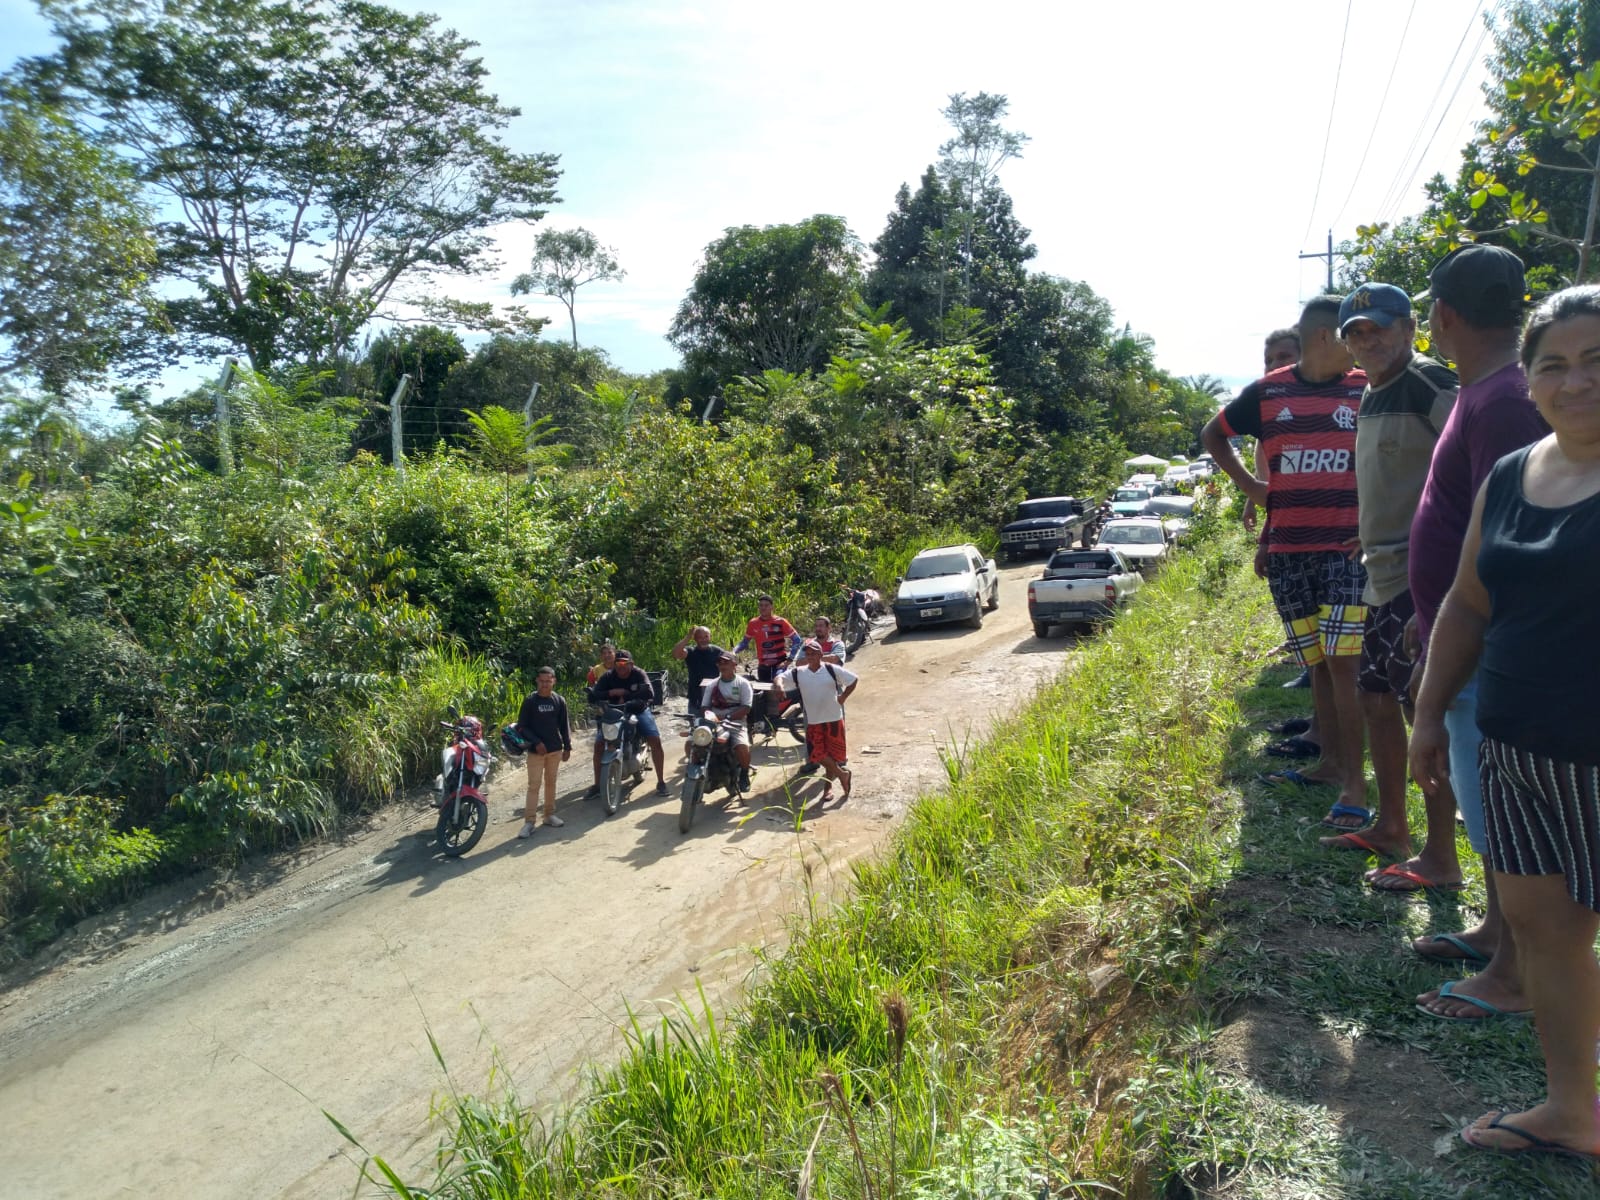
0, 563, 1072, 1198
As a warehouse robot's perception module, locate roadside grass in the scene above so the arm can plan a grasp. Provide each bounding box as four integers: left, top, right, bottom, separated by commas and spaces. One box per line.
345, 524, 1276, 1197
1125, 644, 1600, 1195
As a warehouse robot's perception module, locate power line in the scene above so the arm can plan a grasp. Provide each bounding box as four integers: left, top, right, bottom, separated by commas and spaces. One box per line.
1301, 0, 1356, 249
1374, 0, 1494, 223
1329, 0, 1419, 231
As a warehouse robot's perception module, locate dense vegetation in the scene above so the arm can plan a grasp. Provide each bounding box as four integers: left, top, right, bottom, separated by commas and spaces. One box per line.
0, 0, 1240, 956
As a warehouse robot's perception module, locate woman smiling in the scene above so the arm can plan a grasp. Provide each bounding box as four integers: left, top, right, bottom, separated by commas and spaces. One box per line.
1409, 285, 1600, 1162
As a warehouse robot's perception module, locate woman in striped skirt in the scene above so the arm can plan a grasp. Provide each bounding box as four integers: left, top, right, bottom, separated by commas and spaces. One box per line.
1410, 285, 1600, 1162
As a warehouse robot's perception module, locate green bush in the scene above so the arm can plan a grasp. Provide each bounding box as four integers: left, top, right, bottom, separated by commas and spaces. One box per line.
1, 795, 166, 945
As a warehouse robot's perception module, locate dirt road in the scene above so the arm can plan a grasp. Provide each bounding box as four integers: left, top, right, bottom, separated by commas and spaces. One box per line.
0, 562, 1071, 1198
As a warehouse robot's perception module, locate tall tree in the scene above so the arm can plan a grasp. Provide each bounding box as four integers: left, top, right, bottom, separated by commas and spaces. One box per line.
16, 0, 561, 372
937, 92, 1030, 307
0, 88, 158, 393
668, 215, 863, 396
511, 227, 625, 347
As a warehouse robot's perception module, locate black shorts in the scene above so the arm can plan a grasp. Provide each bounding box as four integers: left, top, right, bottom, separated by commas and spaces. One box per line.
1358, 591, 1415, 700
1481, 738, 1600, 913
1265, 551, 1368, 667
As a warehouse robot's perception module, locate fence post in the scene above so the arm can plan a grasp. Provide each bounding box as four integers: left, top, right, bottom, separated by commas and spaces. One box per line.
213, 357, 238, 475
389, 373, 412, 478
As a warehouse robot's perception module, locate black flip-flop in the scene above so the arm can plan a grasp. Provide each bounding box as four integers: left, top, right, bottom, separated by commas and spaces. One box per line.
1266, 736, 1321, 759
1266, 717, 1311, 736
1461, 1112, 1600, 1161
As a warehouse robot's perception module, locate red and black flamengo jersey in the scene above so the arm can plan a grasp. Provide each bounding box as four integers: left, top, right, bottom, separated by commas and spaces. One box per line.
1219, 365, 1368, 554
744, 616, 796, 666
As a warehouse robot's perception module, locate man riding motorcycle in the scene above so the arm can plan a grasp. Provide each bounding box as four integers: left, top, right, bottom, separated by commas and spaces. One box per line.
693, 651, 754, 792
586, 649, 669, 797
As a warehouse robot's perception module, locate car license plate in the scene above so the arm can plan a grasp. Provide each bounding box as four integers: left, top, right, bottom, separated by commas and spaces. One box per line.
1024, 543, 1039, 551
919, 607, 943, 618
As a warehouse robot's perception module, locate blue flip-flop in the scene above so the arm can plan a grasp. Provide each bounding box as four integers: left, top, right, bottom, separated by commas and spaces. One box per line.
1417, 979, 1532, 1022
1319, 802, 1373, 830
1416, 932, 1491, 967
1256, 768, 1329, 789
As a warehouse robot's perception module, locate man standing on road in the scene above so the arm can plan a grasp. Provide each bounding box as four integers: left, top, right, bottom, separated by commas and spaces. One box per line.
780, 640, 857, 802
672, 625, 725, 718
734, 594, 802, 683
1202, 296, 1369, 825
515, 666, 572, 836
1327, 284, 1457, 871
1406, 245, 1548, 1021
586, 649, 670, 798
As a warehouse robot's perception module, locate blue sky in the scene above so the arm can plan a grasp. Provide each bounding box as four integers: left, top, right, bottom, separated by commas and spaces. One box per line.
4, 0, 1499, 393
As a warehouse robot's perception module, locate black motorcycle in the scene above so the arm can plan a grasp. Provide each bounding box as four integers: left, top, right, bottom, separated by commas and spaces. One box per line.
679, 714, 746, 833
591, 698, 647, 815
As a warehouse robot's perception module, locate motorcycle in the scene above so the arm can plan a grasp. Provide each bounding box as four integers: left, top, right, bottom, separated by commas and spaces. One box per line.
741, 660, 807, 744
841, 586, 884, 658
591, 698, 648, 816
1081, 503, 1114, 548
679, 713, 747, 833
434, 713, 491, 857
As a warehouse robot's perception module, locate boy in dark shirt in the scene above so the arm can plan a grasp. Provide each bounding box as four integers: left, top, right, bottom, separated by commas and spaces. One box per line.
515, 666, 571, 836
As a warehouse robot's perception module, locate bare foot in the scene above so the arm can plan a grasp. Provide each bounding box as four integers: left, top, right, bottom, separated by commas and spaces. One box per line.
1416, 973, 1530, 1020
1461, 1104, 1600, 1157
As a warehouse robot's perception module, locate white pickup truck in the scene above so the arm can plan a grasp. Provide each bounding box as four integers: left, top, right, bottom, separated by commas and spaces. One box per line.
1027, 547, 1142, 638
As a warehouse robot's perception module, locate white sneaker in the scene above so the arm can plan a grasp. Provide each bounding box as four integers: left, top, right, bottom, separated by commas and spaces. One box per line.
516, 820, 537, 839
543, 813, 565, 828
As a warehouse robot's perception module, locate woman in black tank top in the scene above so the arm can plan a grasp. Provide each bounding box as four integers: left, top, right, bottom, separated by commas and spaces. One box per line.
1408, 286, 1600, 1161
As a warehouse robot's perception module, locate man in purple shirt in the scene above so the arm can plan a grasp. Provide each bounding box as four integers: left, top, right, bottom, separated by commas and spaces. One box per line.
1405, 245, 1549, 1021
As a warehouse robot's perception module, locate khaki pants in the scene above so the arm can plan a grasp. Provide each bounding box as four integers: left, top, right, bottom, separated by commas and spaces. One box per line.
525, 751, 562, 818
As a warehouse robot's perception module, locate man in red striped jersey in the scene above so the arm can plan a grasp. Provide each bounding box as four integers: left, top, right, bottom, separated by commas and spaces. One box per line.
1203, 296, 1371, 825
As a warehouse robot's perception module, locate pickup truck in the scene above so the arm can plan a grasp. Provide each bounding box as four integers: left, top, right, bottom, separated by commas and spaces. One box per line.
1027, 548, 1142, 637
893, 543, 1000, 632
998, 496, 1086, 561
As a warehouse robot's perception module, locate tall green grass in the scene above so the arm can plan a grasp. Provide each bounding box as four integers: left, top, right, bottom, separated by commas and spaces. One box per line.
343, 527, 1270, 1198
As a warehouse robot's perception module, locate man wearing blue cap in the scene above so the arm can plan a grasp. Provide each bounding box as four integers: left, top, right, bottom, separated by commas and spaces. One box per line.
1322, 283, 1459, 881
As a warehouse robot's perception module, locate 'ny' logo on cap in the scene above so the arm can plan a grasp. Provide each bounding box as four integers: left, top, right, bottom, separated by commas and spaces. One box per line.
1349, 289, 1373, 311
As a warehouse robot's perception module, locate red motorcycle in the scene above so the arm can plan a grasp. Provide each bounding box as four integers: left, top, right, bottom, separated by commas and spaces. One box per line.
434, 712, 491, 856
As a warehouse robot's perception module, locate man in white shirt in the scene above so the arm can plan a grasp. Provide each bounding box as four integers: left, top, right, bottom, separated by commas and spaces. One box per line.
780, 639, 858, 800
697, 651, 754, 791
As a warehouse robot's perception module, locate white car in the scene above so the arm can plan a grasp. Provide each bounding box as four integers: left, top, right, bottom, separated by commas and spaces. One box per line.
893, 543, 1000, 632
1095, 517, 1170, 572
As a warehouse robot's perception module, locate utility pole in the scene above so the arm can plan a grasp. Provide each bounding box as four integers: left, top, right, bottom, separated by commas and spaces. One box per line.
388, 373, 412, 478
1299, 229, 1336, 293
523, 381, 540, 482
213, 357, 238, 476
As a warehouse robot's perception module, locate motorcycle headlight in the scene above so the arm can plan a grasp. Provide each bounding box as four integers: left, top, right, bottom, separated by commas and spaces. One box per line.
602, 721, 622, 740
691, 725, 715, 747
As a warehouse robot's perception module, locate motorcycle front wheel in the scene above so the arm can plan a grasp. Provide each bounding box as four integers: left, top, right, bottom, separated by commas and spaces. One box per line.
782, 705, 808, 745
679, 775, 705, 834
601, 759, 623, 816
436, 798, 487, 857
